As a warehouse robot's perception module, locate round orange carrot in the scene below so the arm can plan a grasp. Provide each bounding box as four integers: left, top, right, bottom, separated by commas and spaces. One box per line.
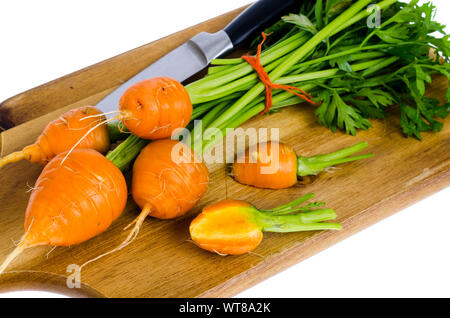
132, 139, 209, 220
119, 77, 192, 139
122, 139, 209, 243
80, 139, 210, 267
190, 194, 341, 255
233, 141, 374, 189
0, 106, 110, 169
0, 148, 127, 273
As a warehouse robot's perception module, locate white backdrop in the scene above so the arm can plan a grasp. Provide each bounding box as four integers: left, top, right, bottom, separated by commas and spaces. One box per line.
0, 0, 448, 298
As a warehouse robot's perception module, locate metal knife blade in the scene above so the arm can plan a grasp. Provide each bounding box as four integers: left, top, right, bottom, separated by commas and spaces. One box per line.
96, 30, 233, 117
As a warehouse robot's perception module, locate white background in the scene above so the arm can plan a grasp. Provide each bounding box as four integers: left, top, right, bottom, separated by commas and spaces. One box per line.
0, 0, 448, 298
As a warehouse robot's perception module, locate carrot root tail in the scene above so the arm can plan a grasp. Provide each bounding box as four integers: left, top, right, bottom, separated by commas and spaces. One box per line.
0, 236, 30, 274
80, 204, 151, 270
0, 151, 26, 169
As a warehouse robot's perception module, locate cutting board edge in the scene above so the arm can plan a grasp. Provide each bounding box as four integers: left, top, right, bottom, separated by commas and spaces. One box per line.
0, 3, 448, 298
198, 167, 450, 298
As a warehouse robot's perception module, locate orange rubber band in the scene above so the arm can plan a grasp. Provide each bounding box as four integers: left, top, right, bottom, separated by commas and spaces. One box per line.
242, 32, 316, 115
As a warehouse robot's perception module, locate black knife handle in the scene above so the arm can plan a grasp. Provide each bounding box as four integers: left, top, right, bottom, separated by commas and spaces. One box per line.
224, 0, 298, 47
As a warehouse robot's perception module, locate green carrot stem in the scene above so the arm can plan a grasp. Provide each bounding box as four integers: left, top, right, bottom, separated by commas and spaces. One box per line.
190, 73, 259, 104
106, 134, 149, 171
296, 142, 374, 177
269, 203, 327, 215
276, 69, 340, 85
218, 83, 316, 129
276, 58, 388, 85
262, 222, 342, 233
334, 0, 398, 35
309, 141, 369, 161
204, 63, 242, 79
107, 121, 129, 142
297, 154, 374, 176
269, 94, 316, 110
361, 56, 400, 77
199, 100, 231, 130
207, 65, 230, 75
191, 101, 221, 120
193, 91, 245, 108
359, 0, 405, 47
292, 47, 392, 70
258, 208, 337, 227
315, 0, 324, 30
192, 100, 232, 148
269, 0, 374, 80
263, 193, 316, 212
211, 58, 243, 65
350, 52, 386, 61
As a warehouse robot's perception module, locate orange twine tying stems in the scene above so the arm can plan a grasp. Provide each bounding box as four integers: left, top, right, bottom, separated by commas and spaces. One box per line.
242, 32, 316, 115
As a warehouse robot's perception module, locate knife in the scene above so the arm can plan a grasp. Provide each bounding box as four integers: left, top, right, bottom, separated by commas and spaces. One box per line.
96, 0, 297, 116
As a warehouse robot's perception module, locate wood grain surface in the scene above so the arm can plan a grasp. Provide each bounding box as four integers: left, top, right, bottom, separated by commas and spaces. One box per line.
0, 7, 449, 298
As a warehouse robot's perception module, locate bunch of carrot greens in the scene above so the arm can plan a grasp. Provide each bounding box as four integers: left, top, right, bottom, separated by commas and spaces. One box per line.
187, 0, 449, 144
106, 0, 449, 165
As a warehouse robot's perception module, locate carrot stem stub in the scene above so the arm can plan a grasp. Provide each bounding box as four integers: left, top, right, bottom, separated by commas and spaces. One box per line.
189, 194, 341, 256
296, 141, 374, 177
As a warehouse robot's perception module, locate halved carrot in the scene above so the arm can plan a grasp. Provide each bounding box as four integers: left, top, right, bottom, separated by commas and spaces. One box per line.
190, 194, 341, 255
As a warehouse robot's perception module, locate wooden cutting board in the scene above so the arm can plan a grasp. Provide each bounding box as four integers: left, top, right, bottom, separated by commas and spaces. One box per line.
0, 6, 449, 298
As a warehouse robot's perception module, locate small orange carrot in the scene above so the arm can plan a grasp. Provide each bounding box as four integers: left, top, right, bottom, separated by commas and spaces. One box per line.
233, 141, 373, 189
0, 148, 128, 273
131, 139, 209, 220
119, 77, 192, 139
190, 194, 341, 255
81, 139, 209, 267
0, 106, 110, 169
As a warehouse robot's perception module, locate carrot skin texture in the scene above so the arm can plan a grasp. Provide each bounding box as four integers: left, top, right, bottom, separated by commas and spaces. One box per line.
132, 139, 209, 219
233, 141, 298, 189
0, 106, 110, 168
25, 106, 110, 164
24, 148, 128, 246
0, 148, 128, 273
119, 77, 193, 140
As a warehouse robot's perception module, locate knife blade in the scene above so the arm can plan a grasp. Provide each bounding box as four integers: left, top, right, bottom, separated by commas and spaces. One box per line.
96, 31, 232, 116
96, 0, 298, 117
